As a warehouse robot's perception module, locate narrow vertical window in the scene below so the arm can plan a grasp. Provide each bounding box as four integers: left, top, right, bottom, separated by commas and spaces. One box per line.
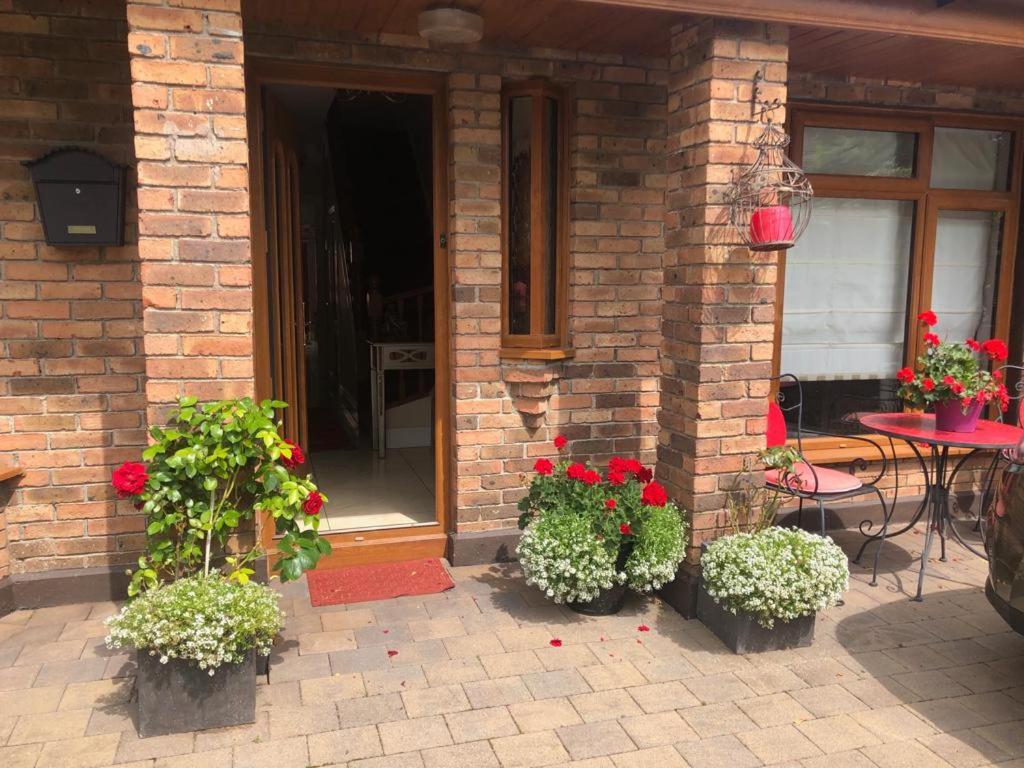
502, 81, 569, 355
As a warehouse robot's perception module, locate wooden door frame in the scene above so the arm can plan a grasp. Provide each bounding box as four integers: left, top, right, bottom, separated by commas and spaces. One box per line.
246, 58, 452, 566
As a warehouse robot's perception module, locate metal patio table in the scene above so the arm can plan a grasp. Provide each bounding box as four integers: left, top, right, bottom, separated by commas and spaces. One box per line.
857, 412, 1024, 601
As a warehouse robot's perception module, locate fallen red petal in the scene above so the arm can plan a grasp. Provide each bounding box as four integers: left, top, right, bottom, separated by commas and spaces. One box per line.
637, 624, 650, 632
549, 639, 562, 647
387, 650, 398, 657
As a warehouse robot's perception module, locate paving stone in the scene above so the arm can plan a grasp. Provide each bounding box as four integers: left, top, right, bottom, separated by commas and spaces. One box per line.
25, 604, 92, 627
675, 733, 762, 768
363, 665, 429, 695
232, 735, 310, 768
268, 650, 331, 683
557, 720, 636, 760
356, 625, 415, 648
739, 722, 823, 763
957, 691, 1024, 725
790, 658, 859, 687
34, 657, 108, 688
256, 680, 300, 710
299, 671, 366, 703
795, 714, 881, 753
408, 617, 467, 642
578, 662, 646, 691
154, 747, 233, 768
891, 670, 971, 699
840, 676, 919, 708
445, 706, 518, 742
306, 724, 384, 763
379, 715, 453, 754
328, 645, 392, 674
337, 692, 408, 728
570, 688, 643, 722
920, 729, 1010, 768
423, 658, 489, 686
619, 710, 697, 747
800, 749, 879, 768
861, 739, 955, 768
610, 745, 686, 768
683, 672, 755, 704
492, 731, 571, 768
58, 678, 132, 710
480, 650, 545, 678
498, 627, 558, 653
402, 683, 471, 717
266, 703, 340, 738
790, 684, 870, 717
57, 620, 109, 641
297, 629, 358, 654
520, 668, 591, 700
736, 665, 809, 695
443, 632, 504, 660
626, 680, 699, 713
974, 720, 1024, 757
0, 743, 41, 768
321, 608, 377, 631
14, 639, 87, 666
735, 692, 814, 728
33, 732, 120, 768
85, 703, 135, 735
462, 676, 532, 708
350, 754, 426, 768
536, 643, 601, 671
0, 663, 39, 691
386, 639, 450, 668
508, 697, 582, 732
192, 713, 270, 751
851, 704, 938, 741
8, 707, 91, 744
681, 702, 759, 738
421, 740, 500, 768
114, 731, 195, 762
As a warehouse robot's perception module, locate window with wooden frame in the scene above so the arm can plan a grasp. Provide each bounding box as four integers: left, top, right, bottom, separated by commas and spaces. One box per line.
777, 105, 1023, 463
501, 80, 571, 359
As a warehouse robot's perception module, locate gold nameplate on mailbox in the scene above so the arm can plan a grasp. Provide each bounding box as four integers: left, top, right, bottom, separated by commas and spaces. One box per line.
67, 225, 97, 235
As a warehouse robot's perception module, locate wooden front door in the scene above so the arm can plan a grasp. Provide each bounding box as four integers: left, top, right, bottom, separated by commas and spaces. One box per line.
263, 89, 308, 447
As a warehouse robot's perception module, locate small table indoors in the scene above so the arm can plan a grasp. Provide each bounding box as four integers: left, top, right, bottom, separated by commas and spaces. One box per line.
368, 341, 434, 460
857, 412, 1024, 601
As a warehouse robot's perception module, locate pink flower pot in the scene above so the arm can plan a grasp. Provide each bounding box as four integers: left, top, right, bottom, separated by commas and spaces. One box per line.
934, 399, 983, 433
749, 205, 794, 247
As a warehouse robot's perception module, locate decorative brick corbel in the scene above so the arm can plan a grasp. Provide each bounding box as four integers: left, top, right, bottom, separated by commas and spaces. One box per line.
502, 360, 564, 429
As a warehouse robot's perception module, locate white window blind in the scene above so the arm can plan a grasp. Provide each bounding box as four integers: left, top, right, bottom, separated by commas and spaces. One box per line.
931, 210, 1003, 344
781, 198, 914, 380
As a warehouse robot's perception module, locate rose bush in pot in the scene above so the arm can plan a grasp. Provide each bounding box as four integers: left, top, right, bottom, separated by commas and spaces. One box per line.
516, 437, 687, 615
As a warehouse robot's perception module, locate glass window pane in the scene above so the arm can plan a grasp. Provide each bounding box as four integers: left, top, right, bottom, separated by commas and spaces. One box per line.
781, 198, 915, 432
543, 96, 558, 336
802, 126, 917, 177
931, 127, 1012, 191
508, 95, 532, 335
930, 210, 1004, 343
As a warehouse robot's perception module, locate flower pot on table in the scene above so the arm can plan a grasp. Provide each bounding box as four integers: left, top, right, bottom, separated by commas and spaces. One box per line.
696, 583, 815, 654
136, 649, 256, 737
933, 399, 983, 433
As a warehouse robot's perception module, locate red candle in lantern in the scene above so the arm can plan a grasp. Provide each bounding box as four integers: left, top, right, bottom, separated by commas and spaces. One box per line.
749, 205, 794, 245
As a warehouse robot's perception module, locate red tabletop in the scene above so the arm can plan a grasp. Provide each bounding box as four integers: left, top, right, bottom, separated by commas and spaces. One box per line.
859, 412, 1024, 451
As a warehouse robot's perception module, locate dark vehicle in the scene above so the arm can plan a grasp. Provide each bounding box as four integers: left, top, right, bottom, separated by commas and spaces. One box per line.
988, 440, 1024, 634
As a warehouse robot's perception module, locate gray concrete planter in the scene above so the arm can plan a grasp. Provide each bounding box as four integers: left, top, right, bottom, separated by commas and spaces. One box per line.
697, 584, 815, 654
136, 649, 256, 737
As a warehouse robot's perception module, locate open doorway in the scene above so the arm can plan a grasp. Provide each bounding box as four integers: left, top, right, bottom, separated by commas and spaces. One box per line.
250, 65, 449, 554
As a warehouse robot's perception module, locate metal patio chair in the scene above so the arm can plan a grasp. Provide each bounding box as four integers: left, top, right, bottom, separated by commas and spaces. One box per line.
768, 374, 896, 584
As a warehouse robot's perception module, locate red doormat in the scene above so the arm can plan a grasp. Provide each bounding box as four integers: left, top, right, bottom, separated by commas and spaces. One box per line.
306, 558, 454, 607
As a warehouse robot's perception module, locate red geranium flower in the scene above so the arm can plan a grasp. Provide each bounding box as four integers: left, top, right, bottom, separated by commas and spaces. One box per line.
619, 522, 633, 535
605, 498, 617, 510
281, 439, 305, 470
966, 338, 981, 351
641, 481, 668, 507
553, 435, 568, 450
635, 466, 653, 484
583, 469, 602, 486
950, 381, 965, 395
567, 463, 587, 481
534, 458, 554, 475
917, 310, 937, 326
896, 367, 915, 384
924, 332, 940, 347
607, 469, 625, 486
922, 378, 935, 392
303, 490, 324, 516
982, 338, 1008, 362
943, 374, 956, 386
112, 461, 148, 498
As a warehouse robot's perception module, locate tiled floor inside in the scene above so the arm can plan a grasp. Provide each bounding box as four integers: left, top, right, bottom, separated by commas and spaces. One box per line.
309, 446, 435, 532
1, 527, 1023, 768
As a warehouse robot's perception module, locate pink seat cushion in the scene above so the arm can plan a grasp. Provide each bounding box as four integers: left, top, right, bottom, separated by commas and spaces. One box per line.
765, 461, 863, 494
766, 401, 788, 448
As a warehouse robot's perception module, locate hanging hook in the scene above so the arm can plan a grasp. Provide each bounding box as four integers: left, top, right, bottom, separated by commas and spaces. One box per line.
752, 69, 783, 124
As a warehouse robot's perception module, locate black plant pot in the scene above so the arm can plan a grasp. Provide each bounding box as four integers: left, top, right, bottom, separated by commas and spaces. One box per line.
568, 543, 632, 616
136, 649, 256, 737
696, 584, 815, 654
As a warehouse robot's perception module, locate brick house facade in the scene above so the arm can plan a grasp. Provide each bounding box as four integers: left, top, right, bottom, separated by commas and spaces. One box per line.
1, 0, 1022, 606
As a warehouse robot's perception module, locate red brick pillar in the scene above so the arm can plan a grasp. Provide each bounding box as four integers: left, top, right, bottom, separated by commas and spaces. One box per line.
126, 1, 252, 425
659, 19, 788, 562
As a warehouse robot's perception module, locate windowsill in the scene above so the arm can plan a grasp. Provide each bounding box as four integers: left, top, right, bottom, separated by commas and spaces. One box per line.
0, 465, 24, 482
499, 347, 575, 361
792, 436, 976, 466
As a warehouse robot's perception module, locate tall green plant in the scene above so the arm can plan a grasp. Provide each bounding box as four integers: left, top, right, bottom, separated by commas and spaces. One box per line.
113, 397, 330, 595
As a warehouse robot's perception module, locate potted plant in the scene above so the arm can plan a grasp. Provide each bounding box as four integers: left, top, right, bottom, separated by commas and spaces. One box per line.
516, 436, 687, 615
897, 310, 1009, 432
104, 397, 330, 737
698, 526, 849, 653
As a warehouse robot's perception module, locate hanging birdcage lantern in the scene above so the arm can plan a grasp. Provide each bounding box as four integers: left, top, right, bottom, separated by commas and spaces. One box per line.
727, 103, 813, 252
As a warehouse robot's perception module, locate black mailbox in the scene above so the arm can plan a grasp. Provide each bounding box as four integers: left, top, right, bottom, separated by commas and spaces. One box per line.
24, 147, 127, 247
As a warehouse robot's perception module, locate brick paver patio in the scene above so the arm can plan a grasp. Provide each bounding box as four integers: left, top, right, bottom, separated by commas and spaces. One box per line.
1, 528, 1023, 768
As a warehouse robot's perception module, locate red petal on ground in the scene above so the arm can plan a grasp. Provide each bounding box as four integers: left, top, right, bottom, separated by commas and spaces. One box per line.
637, 624, 650, 632
549, 639, 562, 647
387, 650, 398, 657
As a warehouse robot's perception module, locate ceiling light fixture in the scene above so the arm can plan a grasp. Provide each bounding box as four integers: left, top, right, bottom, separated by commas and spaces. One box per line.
417, 6, 484, 44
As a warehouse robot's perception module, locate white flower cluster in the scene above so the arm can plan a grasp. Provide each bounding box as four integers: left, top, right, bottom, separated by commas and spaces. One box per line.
517, 513, 620, 604
701, 527, 849, 629
105, 576, 283, 674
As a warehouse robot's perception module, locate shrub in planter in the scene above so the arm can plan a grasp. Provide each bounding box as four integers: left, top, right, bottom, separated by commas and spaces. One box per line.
516, 436, 687, 614
699, 527, 848, 653
106, 396, 329, 735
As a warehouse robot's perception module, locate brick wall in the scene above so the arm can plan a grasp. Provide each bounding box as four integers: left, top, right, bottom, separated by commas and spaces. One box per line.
0, 1, 146, 576
245, 24, 667, 534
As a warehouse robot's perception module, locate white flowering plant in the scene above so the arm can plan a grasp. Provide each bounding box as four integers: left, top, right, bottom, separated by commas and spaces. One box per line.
515, 437, 687, 604
106, 575, 282, 674
701, 527, 849, 628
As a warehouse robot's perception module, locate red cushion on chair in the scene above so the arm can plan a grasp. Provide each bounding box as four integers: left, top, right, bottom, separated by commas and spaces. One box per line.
765, 462, 863, 494
766, 401, 788, 448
